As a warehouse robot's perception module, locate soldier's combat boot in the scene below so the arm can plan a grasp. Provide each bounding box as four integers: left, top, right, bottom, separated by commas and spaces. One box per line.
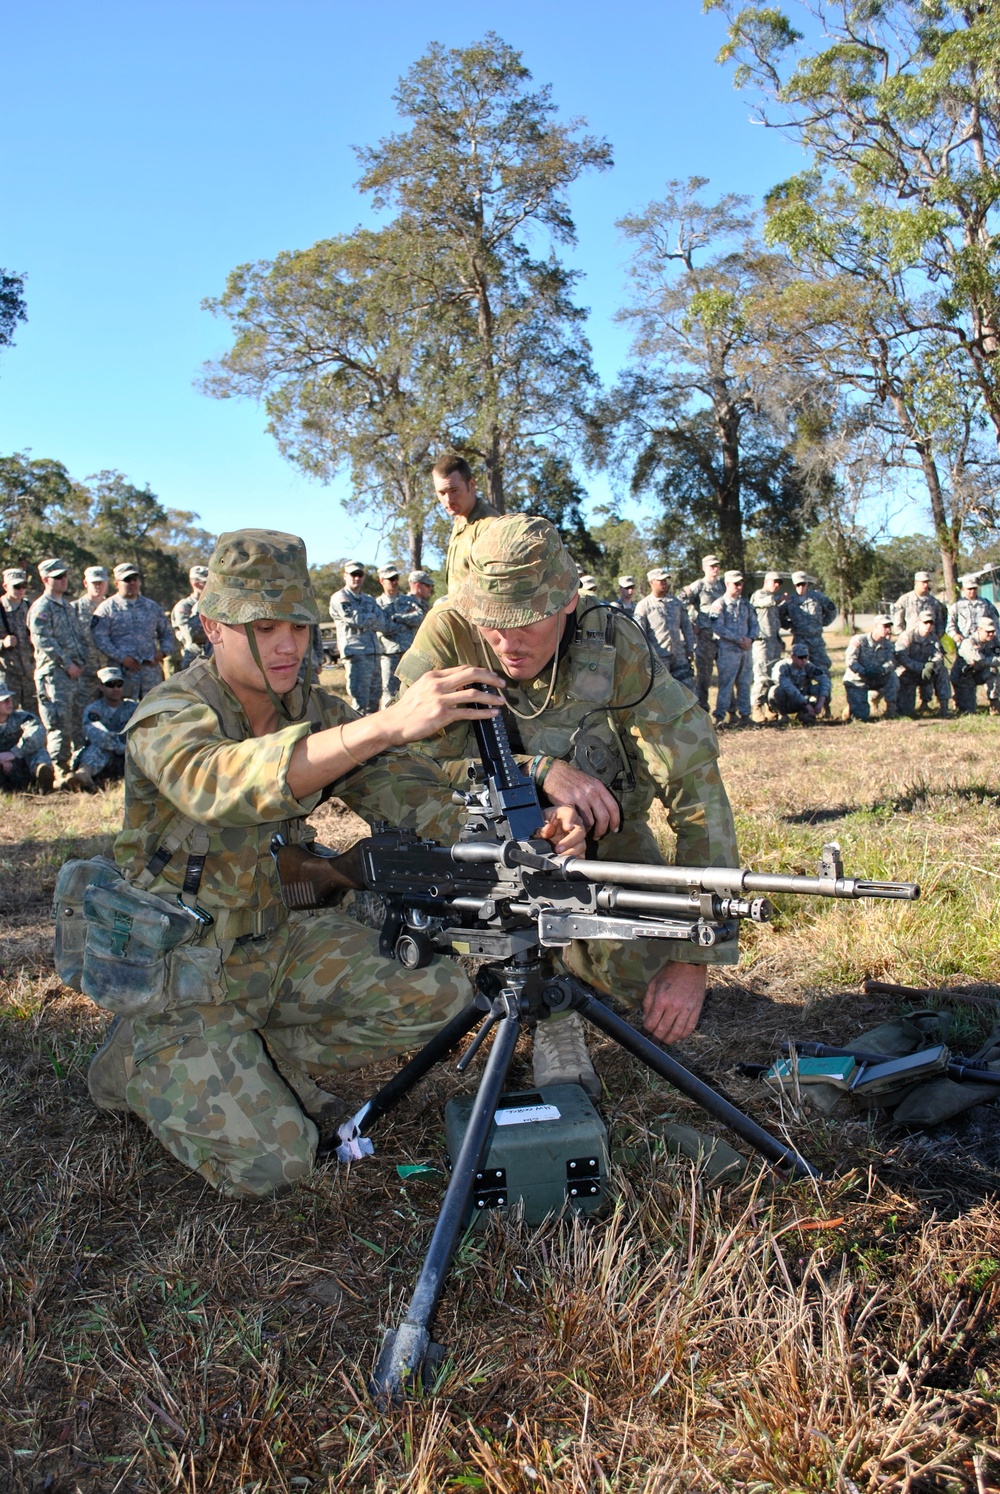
87, 1017, 135, 1113
884, 702, 898, 720
34, 762, 55, 794
990, 701, 1000, 717
533, 1011, 600, 1100
282, 1068, 345, 1129
840, 706, 853, 722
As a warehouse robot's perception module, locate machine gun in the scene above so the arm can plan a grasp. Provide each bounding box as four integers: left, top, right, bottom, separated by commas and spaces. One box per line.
272, 697, 919, 1402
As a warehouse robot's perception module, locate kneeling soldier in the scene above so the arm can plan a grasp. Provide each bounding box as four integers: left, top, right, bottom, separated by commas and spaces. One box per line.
0, 683, 54, 792
895, 611, 952, 718
951, 618, 1000, 715
86, 530, 582, 1199
842, 617, 899, 721
766, 643, 830, 723
69, 667, 138, 788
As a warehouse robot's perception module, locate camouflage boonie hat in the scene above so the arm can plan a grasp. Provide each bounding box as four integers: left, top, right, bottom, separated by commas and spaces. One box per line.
453, 516, 578, 628
199, 530, 319, 626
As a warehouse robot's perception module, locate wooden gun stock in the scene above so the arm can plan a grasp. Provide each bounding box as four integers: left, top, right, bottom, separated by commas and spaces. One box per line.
271, 838, 366, 911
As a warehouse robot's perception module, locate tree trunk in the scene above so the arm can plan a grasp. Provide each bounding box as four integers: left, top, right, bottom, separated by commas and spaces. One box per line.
714, 401, 744, 570
408, 516, 423, 572
886, 388, 959, 598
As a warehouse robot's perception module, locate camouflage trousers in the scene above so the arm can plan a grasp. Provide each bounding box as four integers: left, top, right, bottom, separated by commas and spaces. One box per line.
751, 637, 782, 708
0, 745, 51, 791
950, 665, 1000, 714
380, 653, 401, 709
69, 673, 99, 751
0, 654, 37, 715
896, 662, 952, 716
693, 630, 718, 712
72, 742, 126, 779
342, 654, 381, 715
713, 641, 752, 721
844, 672, 899, 721
35, 670, 81, 766
122, 662, 166, 700
124, 910, 473, 1199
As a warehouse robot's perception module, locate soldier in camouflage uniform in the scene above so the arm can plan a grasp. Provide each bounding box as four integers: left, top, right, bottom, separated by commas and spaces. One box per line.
375, 565, 426, 708
433, 453, 501, 593
398, 515, 740, 1098
27, 557, 89, 770
0, 567, 37, 714
329, 562, 382, 715
779, 571, 837, 673
892, 570, 946, 640
86, 527, 586, 1199
92, 562, 176, 698
842, 617, 899, 721
633, 568, 695, 685
708, 571, 759, 726
614, 575, 637, 617
70, 564, 110, 747
894, 610, 952, 718
70, 666, 138, 787
950, 618, 1000, 714
682, 554, 726, 712
767, 643, 830, 723
946, 576, 1000, 657
0, 682, 54, 792
171, 564, 211, 669
749, 570, 785, 718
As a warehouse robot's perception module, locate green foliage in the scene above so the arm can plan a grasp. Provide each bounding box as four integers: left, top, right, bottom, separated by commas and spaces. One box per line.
0, 269, 27, 355
506, 450, 602, 571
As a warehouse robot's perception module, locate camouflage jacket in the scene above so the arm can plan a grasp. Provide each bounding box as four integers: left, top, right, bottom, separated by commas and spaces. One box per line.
954, 635, 1000, 678
397, 598, 739, 881
0, 595, 34, 671
116, 657, 465, 946
72, 594, 108, 674
376, 593, 427, 656
92, 593, 176, 665
681, 576, 726, 633
894, 630, 944, 676
0, 707, 46, 760
946, 596, 1000, 644
82, 696, 137, 751
633, 594, 694, 663
328, 587, 381, 657
769, 657, 831, 710
444, 495, 501, 593
171, 593, 208, 659
750, 588, 785, 644
27, 593, 88, 677
892, 590, 946, 638
707, 594, 759, 647
844, 633, 895, 685
779, 588, 837, 638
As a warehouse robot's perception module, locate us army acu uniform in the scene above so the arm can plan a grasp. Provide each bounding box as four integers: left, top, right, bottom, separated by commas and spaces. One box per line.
444, 493, 501, 593
843, 626, 899, 721
376, 584, 426, 708
92, 580, 175, 698
398, 517, 740, 1007
779, 574, 837, 673
329, 571, 382, 715
90, 530, 472, 1199
707, 579, 758, 724
894, 619, 951, 717
171, 566, 211, 668
633, 582, 695, 685
767, 653, 831, 722
682, 563, 726, 713
749, 576, 784, 710
951, 631, 1000, 714
892, 575, 946, 638
28, 562, 89, 768
0, 568, 37, 714
71, 672, 137, 781
946, 591, 1000, 646
0, 684, 53, 791
71, 566, 111, 746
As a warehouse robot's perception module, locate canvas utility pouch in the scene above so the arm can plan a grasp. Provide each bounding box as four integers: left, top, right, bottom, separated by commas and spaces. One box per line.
81, 880, 219, 1020
53, 856, 124, 993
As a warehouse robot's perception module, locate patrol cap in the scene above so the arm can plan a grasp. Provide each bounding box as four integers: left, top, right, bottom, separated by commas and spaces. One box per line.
917, 608, 936, 622
764, 569, 781, 582
453, 515, 578, 629
3, 567, 28, 586
113, 562, 140, 581
913, 570, 931, 582
873, 614, 892, 627
618, 575, 636, 588
409, 570, 433, 586
97, 666, 125, 685
199, 529, 320, 626
724, 569, 744, 583
378, 565, 400, 579
960, 574, 979, 587
0, 682, 14, 701
702, 554, 720, 566
791, 570, 809, 584
84, 565, 109, 583
189, 564, 209, 583
791, 641, 810, 658
647, 567, 670, 582
579, 575, 598, 593
343, 560, 365, 575
38, 558, 68, 579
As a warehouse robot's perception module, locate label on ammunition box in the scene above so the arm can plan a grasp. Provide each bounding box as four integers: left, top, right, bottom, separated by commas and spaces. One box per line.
494, 1103, 561, 1126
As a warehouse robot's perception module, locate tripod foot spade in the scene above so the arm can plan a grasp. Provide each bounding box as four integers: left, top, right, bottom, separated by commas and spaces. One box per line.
370, 1324, 445, 1404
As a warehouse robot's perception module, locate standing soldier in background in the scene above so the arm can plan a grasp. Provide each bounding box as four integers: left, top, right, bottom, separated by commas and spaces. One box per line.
895, 610, 952, 718
171, 564, 211, 669
682, 554, 725, 712
708, 571, 759, 727
892, 570, 946, 639
951, 618, 1000, 714
780, 571, 837, 678
634, 568, 695, 686
408, 569, 434, 615
946, 575, 999, 650
0, 567, 37, 713
28, 557, 88, 775
749, 570, 785, 722
842, 617, 899, 721
69, 666, 137, 789
0, 681, 54, 793
329, 561, 381, 715
614, 575, 637, 617
71, 564, 110, 743
578, 575, 600, 599
766, 643, 830, 724
92, 563, 175, 699
433, 453, 500, 593
375, 565, 426, 709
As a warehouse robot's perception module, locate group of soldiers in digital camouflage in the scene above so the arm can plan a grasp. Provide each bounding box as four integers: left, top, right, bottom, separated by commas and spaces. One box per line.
15, 449, 997, 1201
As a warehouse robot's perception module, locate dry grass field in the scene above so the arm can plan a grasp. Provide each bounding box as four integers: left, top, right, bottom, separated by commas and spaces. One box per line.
2, 648, 999, 1493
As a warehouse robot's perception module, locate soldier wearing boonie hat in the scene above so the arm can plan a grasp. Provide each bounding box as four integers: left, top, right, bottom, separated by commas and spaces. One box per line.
92, 561, 176, 700
171, 563, 212, 671
398, 513, 739, 1097
1, 565, 37, 715
894, 606, 952, 717
85, 527, 582, 1199
27, 558, 88, 770
634, 567, 695, 687
779, 569, 837, 679
891, 567, 946, 640
681, 554, 725, 711
375, 563, 425, 707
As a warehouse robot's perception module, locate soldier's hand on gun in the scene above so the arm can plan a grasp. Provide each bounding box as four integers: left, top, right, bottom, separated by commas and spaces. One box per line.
536, 804, 587, 857
384, 666, 508, 744
538, 758, 621, 838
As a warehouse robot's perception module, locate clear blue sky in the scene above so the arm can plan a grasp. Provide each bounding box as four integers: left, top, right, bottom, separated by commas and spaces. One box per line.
0, 1, 927, 567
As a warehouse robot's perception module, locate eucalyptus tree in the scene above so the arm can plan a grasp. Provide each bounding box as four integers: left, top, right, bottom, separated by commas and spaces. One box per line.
0, 269, 26, 358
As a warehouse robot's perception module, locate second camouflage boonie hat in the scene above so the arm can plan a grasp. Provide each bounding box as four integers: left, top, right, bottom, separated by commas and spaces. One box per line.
199, 529, 320, 626
453, 515, 578, 628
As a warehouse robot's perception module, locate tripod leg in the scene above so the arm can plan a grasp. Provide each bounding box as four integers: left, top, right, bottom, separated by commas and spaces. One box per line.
323, 1000, 483, 1160
572, 987, 818, 1180
370, 1008, 521, 1403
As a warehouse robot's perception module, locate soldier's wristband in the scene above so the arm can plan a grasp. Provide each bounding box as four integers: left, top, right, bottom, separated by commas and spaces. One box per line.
530, 753, 554, 789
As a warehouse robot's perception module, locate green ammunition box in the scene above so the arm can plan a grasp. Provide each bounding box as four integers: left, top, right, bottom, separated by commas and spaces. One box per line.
444, 1083, 612, 1228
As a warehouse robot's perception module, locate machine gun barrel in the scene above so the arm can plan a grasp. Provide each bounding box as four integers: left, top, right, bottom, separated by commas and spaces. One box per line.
555, 857, 920, 903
